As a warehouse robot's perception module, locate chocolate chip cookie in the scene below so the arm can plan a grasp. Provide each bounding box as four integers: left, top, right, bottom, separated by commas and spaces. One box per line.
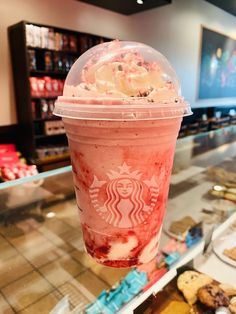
197, 284, 230, 309
177, 271, 213, 305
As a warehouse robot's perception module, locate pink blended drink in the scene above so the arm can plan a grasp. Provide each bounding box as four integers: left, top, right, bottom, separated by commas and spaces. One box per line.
54, 41, 191, 267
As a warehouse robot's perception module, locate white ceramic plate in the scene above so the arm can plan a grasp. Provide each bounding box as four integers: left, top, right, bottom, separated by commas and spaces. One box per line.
213, 233, 236, 268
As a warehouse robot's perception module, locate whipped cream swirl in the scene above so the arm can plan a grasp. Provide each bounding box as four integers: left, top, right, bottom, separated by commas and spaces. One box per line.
64, 41, 180, 103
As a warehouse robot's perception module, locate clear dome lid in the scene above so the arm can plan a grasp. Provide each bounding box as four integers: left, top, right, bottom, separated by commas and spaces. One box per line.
63, 41, 181, 99
54, 41, 192, 120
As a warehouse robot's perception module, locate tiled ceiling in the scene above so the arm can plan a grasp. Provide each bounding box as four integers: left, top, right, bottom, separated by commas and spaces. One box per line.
205, 0, 236, 17
77, 0, 172, 15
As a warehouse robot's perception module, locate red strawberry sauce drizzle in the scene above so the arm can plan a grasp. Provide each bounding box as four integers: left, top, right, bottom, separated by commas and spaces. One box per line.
81, 220, 161, 268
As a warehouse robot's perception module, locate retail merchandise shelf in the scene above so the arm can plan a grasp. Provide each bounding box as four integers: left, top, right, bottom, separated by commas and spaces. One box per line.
118, 268, 177, 314
9, 20, 112, 172
35, 153, 70, 165
27, 46, 80, 56
30, 69, 68, 77
31, 96, 57, 100
33, 117, 61, 122
35, 132, 66, 139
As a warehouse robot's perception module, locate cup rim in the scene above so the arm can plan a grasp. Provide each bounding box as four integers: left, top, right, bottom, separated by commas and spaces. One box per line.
54, 96, 192, 121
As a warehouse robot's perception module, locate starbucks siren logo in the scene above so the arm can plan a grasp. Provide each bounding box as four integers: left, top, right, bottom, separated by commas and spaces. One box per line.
89, 163, 159, 228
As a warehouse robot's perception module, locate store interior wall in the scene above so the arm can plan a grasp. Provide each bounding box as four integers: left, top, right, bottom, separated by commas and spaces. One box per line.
1, 0, 236, 126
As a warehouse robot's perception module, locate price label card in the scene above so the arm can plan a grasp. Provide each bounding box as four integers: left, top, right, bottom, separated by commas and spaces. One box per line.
0, 144, 16, 153
0, 152, 19, 166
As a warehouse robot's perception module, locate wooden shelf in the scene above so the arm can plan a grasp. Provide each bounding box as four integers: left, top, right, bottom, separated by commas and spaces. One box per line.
34, 152, 70, 165
35, 133, 66, 139
31, 96, 57, 100
34, 153, 71, 172
27, 46, 79, 56
33, 117, 61, 122
30, 70, 68, 77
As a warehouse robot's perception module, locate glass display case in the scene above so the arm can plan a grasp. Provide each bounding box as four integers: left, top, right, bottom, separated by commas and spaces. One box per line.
0, 126, 236, 313
0, 166, 74, 223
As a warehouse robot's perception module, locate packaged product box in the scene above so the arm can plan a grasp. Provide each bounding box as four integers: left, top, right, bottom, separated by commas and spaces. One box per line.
58, 79, 64, 95
25, 24, 34, 47
31, 100, 37, 119
33, 25, 41, 48
0, 144, 16, 153
62, 55, 70, 72
54, 52, 63, 72
29, 77, 39, 97
47, 100, 55, 117
44, 51, 53, 71
55, 32, 63, 51
37, 78, 46, 97
69, 35, 77, 52
40, 27, 49, 49
79, 35, 89, 54
0, 152, 19, 167
44, 76, 53, 97
48, 28, 55, 50
51, 79, 59, 96
40, 99, 49, 119
62, 34, 69, 51
28, 49, 37, 70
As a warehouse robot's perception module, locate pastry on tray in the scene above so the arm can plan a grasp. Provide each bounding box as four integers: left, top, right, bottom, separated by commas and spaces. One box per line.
169, 216, 197, 238
209, 185, 236, 202
229, 296, 236, 314
223, 246, 236, 261
146, 270, 236, 314
207, 167, 236, 186
177, 270, 213, 305
159, 300, 190, 314
231, 222, 236, 231
197, 284, 229, 309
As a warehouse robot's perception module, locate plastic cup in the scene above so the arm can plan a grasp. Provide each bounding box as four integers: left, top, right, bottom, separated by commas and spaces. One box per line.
54, 41, 192, 267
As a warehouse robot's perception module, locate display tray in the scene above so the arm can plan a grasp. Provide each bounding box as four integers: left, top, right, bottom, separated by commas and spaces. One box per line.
135, 269, 234, 314
213, 232, 236, 268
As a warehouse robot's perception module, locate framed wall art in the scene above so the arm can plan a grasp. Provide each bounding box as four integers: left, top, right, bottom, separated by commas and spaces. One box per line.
199, 27, 236, 99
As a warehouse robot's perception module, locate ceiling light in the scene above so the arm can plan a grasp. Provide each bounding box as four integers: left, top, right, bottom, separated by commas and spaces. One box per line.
137, 0, 144, 4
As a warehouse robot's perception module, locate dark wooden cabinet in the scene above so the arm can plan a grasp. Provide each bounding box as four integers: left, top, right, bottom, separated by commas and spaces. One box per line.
8, 21, 111, 171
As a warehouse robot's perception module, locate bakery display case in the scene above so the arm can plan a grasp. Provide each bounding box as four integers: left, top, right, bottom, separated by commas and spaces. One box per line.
0, 127, 236, 313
